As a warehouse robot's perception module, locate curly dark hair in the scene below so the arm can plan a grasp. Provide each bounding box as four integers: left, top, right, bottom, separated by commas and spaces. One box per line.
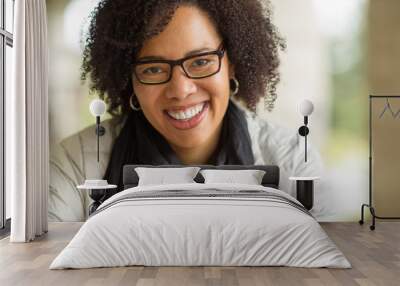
81, 0, 285, 116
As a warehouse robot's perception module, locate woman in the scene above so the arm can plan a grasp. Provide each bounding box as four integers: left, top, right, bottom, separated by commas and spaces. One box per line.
49, 0, 325, 221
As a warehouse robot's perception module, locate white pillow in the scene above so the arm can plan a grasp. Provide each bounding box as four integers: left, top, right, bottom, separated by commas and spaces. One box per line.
135, 167, 200, 186
200, 169, 266, 185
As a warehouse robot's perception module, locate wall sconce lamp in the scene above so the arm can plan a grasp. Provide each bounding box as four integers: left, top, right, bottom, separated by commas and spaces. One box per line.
298, 99, 314, 163
89, 99, 106, 162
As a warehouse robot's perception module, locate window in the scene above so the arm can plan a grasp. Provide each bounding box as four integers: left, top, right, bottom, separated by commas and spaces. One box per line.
0, 0, 14, 235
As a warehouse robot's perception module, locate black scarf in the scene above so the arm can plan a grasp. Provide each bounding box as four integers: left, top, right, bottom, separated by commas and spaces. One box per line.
103, 100, 254, 192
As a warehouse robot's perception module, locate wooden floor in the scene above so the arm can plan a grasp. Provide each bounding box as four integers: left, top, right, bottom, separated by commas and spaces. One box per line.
0, 222, 399, 286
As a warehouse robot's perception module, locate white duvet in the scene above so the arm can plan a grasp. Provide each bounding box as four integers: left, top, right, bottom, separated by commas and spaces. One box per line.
50, 183, 351, 269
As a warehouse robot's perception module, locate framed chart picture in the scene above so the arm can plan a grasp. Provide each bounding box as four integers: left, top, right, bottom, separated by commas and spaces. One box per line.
361, 95, 400, 230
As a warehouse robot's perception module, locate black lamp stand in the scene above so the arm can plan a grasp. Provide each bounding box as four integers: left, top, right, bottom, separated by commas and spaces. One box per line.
298, 116, 309, 163
95, 116, 105, 162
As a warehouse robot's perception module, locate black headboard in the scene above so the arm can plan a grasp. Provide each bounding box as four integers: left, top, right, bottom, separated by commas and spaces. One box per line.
123, 165, 280, 189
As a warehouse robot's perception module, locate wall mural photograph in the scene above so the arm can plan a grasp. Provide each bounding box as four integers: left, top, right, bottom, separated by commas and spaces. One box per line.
46, 0, 390, 224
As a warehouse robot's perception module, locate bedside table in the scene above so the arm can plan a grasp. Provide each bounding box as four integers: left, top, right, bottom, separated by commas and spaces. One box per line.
77, 183, 117, 215
289, 176, 320, 210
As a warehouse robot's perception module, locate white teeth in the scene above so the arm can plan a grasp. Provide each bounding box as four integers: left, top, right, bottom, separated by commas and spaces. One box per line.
167, 102, 205, 120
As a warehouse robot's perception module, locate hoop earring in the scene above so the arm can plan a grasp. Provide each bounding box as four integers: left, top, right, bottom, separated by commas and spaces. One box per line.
230, 78, 239, 96
129, 94, 141, 111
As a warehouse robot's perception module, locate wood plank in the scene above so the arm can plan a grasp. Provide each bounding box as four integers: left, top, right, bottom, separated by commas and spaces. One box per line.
0, 222, 399, 286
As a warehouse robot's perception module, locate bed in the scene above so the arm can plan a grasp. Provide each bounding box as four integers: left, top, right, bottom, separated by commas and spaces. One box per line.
50, 165, 350, 269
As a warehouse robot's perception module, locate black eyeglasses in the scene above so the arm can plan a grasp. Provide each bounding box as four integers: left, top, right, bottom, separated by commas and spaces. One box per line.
133, 43, 225, 85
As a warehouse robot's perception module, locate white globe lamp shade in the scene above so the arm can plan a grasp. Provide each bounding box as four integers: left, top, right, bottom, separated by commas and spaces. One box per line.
89, 99, 106, 117
299, 99, 314, 116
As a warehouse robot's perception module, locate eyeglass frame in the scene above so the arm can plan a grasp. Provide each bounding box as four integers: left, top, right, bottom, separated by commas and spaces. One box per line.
132, 42, 226, 85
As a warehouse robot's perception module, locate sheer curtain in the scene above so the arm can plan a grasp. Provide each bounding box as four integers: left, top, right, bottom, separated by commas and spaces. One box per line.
8, 0, 49, 242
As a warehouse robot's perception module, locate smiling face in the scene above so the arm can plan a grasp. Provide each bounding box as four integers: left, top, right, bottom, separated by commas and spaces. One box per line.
132, 5, 232, 155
